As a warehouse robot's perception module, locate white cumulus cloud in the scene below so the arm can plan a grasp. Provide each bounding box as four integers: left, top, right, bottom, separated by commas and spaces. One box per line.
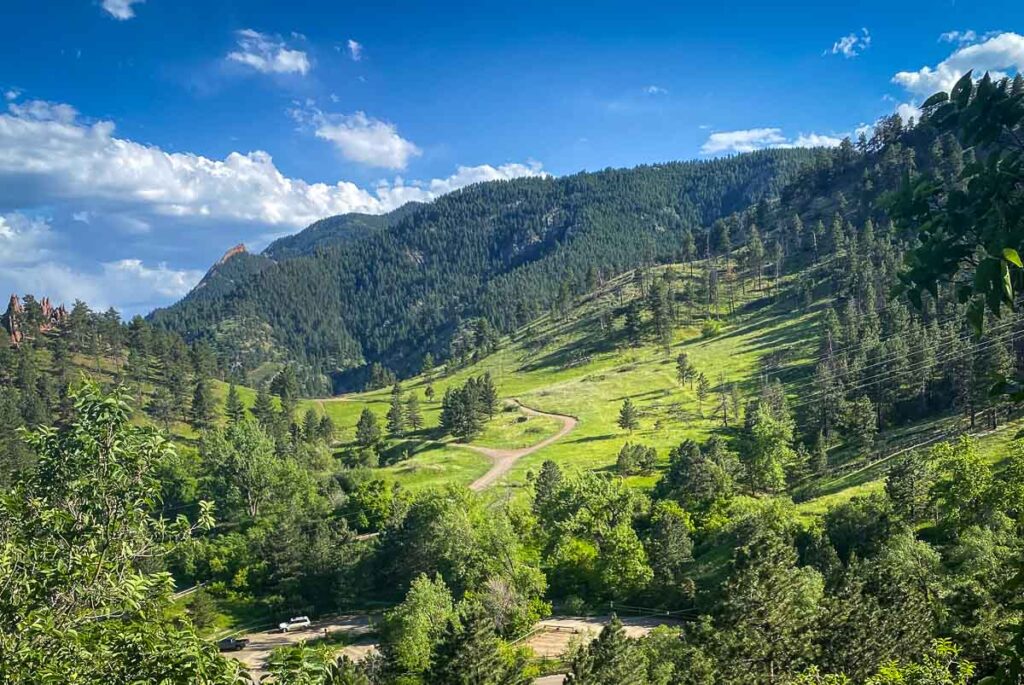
0, 99, 544, 227
227, 29, 311, 76
645, 85, 668, 95
294, 108, 422, 170
0, 98, 547, 312
701, 127, 844, 155
0, 212, 53, 267
826, 28, 871, 58
101, 0, 144, 20
0, 212, 203, 313
893, 32, 1024, 96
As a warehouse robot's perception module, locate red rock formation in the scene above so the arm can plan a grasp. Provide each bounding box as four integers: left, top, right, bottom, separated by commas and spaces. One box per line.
217, 243, 248, 265
2, 294, 69, 346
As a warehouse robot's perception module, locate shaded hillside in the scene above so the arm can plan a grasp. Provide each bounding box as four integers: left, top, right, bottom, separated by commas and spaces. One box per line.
263, 202, 423, 260
151, 150, 821, 390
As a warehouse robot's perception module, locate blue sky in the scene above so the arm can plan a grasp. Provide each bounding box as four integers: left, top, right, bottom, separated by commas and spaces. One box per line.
0, 0, 1021, 315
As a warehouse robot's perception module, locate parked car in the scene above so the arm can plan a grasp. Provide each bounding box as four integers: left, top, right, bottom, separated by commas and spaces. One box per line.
217, 637, 250, 652
278, 616, 312, 633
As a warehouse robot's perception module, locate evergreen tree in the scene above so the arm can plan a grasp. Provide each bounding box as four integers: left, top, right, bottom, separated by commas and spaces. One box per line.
565, 616, 647, 685
317, 415, 336, 443
356, 407, 382, 448
681, 227, 697, 277
148, 385, 175, 429
387, 384, 406, 438
716, 519, 823, 683
406, 394, 423, 431
302, 407, 320, 442
696, 373, 710, 416
270, 365, 300, 421
533, 460, 564, 520
190, 377, 217, 431
618, 398, 639, 433
251, 386, 277, 431
426, 603, 529, 685
748, 224, 765, 290
675, 352, 695, 389
479, 373, 499, 419
624, 301, 643, 347
224, 383, 245, 425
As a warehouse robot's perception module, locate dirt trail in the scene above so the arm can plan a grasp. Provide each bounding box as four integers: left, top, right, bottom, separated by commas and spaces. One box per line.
462, 402, 577, 491
227, 615, 374, 679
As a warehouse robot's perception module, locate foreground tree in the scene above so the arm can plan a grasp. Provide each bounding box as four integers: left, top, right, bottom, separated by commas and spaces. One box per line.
565, 616, 647, 684
0, 382, 239, 682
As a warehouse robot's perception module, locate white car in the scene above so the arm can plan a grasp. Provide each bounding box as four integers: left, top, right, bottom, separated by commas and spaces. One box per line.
278, 616, 312, 633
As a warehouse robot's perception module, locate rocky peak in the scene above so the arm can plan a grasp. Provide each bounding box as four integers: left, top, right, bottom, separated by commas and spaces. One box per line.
217, 243, 248, 265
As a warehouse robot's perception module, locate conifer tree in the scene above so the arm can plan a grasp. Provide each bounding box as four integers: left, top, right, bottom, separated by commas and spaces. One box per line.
318, 415, 336, 443
681, 227, 697, 278
624, 301, 643, 347
617, 398, 639, 433
479, 373, 499, 419
426, 603, 527, 685
533, 460, 563, 521
565, 616, 646, 684
148, 385, 175, 429
387, 384, 406, 438
748, 224, 765, 290
251, 386, 277, 430
302, 407, 320, 442
190, 377, 216, 431
696, 373, 710, 416
405, 394, 423, 431
356, 407, 381, 448
224, 383, 245, 425
676, 352, 694, 389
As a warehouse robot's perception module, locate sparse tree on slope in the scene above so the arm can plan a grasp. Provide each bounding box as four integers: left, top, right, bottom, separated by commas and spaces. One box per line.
618, 398, 640, 433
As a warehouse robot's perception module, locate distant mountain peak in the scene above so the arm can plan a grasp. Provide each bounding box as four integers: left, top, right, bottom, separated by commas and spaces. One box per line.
218, 243, 248, 265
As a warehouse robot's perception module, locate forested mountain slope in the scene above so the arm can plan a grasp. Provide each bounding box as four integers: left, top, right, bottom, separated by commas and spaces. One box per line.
150, 150, 820, 391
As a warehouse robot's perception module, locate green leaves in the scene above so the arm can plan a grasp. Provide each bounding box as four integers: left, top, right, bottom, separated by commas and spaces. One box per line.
894, 70, 1024, 335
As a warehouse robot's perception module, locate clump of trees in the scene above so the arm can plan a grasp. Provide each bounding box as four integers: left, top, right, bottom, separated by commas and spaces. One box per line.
616, 442, 657, 475
439, 373, 499, 441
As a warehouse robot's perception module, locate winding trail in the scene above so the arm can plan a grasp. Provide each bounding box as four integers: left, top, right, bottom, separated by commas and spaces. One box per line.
461, 401, 577, 491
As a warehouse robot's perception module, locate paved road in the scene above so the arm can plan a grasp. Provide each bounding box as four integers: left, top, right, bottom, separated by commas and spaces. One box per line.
463, 401, 577, 491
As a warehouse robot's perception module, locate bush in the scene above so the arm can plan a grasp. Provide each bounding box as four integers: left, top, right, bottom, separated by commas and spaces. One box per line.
701, 319, 724, 338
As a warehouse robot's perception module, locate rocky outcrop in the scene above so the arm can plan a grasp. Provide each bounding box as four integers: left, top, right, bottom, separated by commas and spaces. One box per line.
2, 294, 68, 346
217, 244, 248, 265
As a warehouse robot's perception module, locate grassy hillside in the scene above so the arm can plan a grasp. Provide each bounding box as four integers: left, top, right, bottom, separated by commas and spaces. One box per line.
304, 257, 1024, 518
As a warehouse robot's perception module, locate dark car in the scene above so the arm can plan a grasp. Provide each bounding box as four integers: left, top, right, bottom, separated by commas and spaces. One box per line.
217, 637, 250, 652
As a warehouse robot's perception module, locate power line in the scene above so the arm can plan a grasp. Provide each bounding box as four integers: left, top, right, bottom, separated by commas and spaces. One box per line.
787, 326, 1024, 412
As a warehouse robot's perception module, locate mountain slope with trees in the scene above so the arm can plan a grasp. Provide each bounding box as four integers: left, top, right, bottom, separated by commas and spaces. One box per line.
150, 150, 821, 392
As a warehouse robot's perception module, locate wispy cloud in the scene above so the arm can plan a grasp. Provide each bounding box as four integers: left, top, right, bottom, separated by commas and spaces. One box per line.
701, 127, 843, 155
227, 29, 311, 76
100, 0, 144, 20
644, 85, 668, 95
347, 39, 364, 62
825, 28, 871, 58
